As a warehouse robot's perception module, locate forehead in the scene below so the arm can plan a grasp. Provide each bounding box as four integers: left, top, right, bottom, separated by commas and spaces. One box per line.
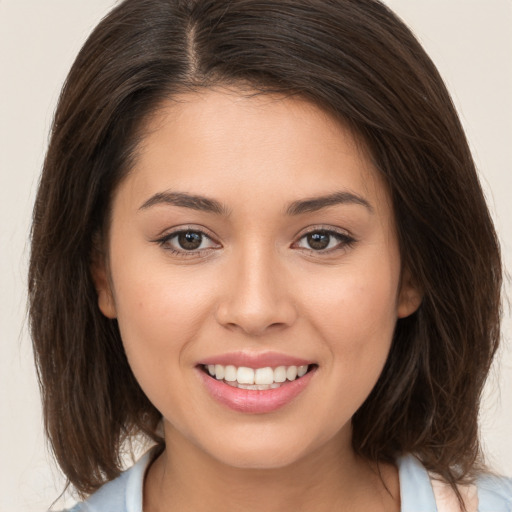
137, 88, 369, 166
116, 87, 389, 216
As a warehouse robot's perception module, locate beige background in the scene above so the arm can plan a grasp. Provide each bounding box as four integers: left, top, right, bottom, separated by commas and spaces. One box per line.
0, 1, 510, 510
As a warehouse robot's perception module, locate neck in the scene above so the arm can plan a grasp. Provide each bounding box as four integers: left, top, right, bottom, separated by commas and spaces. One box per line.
144, 424, 400, 512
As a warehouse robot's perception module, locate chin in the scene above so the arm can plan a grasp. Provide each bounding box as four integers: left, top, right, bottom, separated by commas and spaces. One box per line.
198, 424, 325, 471
213, 444, 305, 470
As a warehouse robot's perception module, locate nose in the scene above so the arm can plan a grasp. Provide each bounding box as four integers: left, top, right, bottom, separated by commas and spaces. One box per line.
214, 246, 298, 336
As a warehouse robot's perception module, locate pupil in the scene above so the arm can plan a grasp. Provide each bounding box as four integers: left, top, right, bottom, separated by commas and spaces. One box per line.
179, 231, 202, 250
308, 232, 330, 250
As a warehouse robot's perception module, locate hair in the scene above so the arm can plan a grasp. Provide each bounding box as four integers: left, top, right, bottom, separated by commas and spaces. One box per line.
29, 0, 502, 500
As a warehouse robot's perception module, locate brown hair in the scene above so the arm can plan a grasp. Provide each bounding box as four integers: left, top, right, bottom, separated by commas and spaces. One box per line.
29, 0, 502, 498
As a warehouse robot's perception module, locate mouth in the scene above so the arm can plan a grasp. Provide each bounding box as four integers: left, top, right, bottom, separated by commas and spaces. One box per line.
196, 362, 318, 413
200, 363, 316, 390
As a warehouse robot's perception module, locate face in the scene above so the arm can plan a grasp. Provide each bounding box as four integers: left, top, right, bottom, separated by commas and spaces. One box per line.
94, 88, 420, 470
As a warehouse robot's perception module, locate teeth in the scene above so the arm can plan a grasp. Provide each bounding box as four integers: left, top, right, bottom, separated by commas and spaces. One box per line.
274, 366, 287, 383
204, 363, 310, 388
224, 365, 237, 382
237, 367, 255, 384
286, 366, 298, 381
214, 364, 225, 380
255, 367, 274, 385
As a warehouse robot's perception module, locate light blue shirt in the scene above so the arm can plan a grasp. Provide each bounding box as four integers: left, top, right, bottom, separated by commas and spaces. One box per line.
65, 451, 512, 511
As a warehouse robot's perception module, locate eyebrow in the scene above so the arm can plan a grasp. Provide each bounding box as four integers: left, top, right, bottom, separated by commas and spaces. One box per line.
139, 191, 231, 216
138, 190, 373, 216
285, 191, 374, 215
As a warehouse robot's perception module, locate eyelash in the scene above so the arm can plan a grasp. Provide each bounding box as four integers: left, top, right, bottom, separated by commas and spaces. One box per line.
154, 226, 356, 258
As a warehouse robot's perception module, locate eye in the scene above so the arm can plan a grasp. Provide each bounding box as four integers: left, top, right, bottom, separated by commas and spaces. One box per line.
294, 229, 355, 253
155, 228, 219, 256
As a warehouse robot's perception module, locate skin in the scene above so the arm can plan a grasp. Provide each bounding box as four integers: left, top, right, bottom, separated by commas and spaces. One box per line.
93, 88, 421, 511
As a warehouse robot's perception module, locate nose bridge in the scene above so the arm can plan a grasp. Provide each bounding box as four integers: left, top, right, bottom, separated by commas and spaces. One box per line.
215, 238, 297, 335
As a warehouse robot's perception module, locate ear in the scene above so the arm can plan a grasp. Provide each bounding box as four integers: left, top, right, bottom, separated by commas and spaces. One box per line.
397, 269, 422, 319
90, 240, 117, 319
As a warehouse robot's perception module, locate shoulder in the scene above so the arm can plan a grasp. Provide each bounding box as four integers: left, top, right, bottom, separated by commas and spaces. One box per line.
60, 449, 155, 512
397, 453, 438, 510
397, 454, 512, 511
475, 472, 512, 511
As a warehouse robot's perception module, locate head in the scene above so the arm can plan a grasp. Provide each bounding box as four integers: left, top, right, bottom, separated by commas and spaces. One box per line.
29, 0, 501, 496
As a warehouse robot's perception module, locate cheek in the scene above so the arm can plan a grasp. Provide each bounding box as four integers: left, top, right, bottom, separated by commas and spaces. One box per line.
301, 252, 400, 392
111, 260, 217, 374
111, 267, 219, 429
305, 263, 399, 342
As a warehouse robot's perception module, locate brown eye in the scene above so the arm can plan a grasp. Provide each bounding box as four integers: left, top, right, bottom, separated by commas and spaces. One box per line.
306, 232, 331, 250
178, 231, 203, 250
295, 229, 355, 253
155, 228, 219, 256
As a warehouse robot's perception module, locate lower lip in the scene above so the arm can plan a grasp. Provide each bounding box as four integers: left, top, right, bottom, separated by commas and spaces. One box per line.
197, 366, 316, 414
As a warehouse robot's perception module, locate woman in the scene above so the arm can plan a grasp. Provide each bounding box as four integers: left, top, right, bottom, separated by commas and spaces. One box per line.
29, 0, 511, 510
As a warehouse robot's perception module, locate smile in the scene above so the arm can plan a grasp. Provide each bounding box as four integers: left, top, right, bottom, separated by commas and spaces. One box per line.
204, 364, 309, 390
198, 361, 317, 414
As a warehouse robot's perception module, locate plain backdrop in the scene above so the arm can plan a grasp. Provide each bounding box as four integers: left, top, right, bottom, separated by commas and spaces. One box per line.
1, 1, 511, 510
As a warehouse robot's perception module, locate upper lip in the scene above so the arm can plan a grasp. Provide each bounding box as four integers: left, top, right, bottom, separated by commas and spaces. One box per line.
197, 351, 314, 369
